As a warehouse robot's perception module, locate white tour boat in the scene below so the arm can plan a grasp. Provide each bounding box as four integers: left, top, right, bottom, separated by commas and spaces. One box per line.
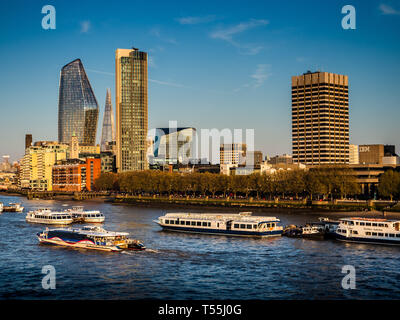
66, 206, 105, 223
335, 217, 400, 245
155, 212, 283, 237
26, 208, 73, 225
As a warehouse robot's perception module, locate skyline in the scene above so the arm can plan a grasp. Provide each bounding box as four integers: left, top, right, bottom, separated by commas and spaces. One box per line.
1, 0, 400, 161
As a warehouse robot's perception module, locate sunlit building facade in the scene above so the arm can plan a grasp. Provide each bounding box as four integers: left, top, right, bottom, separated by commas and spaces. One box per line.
115, 48, 148, 172
58, 59, 99, 146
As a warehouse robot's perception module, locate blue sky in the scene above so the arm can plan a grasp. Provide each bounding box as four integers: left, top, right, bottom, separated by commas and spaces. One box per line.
0, 0, 400, 162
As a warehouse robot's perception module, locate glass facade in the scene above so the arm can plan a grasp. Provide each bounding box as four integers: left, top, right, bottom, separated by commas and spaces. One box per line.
58, 59, 99, 146
116, 49, 148, 171
100, 88, 115, 152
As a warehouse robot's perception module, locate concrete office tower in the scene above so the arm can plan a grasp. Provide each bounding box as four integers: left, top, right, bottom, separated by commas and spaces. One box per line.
115, 48, 148, 172
100, 88, 116, 152
58, 59, 99, 146
292, 71, 349, 165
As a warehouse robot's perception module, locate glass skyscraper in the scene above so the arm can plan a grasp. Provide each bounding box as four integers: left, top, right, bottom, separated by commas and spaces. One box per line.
100, 88, 116, 152
58, 59, 99, 146
115, 48, 148, 171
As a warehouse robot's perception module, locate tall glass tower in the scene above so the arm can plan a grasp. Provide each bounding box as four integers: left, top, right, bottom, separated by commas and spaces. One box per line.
115, 48, 148, 171
100, 88, 116, 152
58, 59, 99, 146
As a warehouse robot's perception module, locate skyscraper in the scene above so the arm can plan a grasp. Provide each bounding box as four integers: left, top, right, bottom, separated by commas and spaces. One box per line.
115, 48, 148, 172
292, 71, 349, 165
100, 88, 116, 152
58, 59, 99, 146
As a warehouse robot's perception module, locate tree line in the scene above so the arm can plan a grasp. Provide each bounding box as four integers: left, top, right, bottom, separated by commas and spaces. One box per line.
94, 166, 370, 200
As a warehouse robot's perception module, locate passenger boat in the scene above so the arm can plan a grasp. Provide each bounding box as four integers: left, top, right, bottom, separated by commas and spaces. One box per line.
3, 203, 24, 212
283, 225, 325, 239
154, 212, 283, 237
37, 226, 146, 252
26, 209, 73, 225
66, 206, 105, 223
335, 217, 400, 245
308, 217, 340, 239
0, 202, 3, 213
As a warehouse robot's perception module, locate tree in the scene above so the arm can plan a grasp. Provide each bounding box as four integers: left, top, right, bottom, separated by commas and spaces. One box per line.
378, 170, 400, 201
94, 173, 118, 191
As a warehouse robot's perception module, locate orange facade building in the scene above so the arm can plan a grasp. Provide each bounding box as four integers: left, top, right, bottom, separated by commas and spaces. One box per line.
52, 158, 101, 192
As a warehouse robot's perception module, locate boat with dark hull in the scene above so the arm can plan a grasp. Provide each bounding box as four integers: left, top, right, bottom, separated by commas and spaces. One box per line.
155, 212, 283, 237
3, 203, 24, 212
37, 226, 145, 252
283, 225, 325, 240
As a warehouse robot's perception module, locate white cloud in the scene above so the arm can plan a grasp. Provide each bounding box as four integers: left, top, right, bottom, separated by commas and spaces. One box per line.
210, 19, 268, 55
176, 15, 217, 25
149, 27, 177, 45
379, 4, 400, 15
80, 21, 91, 33
251, 64, 271, 88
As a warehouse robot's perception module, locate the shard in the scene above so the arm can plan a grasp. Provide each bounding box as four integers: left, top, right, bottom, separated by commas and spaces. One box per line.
58, 59, 99, 146
100, 88, 116, 152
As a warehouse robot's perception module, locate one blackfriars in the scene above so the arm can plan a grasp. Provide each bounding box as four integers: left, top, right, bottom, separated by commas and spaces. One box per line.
58, 59, 99, 146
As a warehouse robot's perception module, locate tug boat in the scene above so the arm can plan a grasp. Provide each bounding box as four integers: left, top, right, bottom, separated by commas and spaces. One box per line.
335, 217, 400, 245
66, 206, 105, 223
283, 225, 325, 239
26, 208, 73, 225
37, 226, 146, 252
154, 212, 283, 237
3, 203, 24, 212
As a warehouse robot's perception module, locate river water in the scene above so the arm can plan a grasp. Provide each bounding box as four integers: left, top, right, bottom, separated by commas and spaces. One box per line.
0, 194, 399, 299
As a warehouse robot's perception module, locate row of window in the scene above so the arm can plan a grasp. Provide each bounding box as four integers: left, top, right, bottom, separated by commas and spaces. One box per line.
164, 219, 212, 227
34, 215, 71, 220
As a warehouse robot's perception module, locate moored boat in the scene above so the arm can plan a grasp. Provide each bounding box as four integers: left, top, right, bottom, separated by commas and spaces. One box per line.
26, 208, 73, 225
66, 206, 105, 223
37, 226, 146, 252
3, 203, 24, 212
283, 225, 325, 239
335, 217, 400, 245
154, 212, 283, 237
0, 202, 3, 213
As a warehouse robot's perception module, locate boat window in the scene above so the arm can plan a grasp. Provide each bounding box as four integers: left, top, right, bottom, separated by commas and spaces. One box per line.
197, 222, 201, 226
234, 224, 239, 228
384, 224, 388, 228
240, 224, 245, 229
378, 233, 384, 236
378, 224, 384, 227
254, 225, 257, 229
191, 221, 196, 226
165, 220, 169, 224
349, 221, 354, 225
353, 230, 358, 235
372, 223, 377, 227
390, 234, 395, 238
385, 233, 388, 237
396, 234, 400, 238
366, 223, 371, 226
366, 232, 371, 236
266, 223, 270, 228
246, 224, 252, 229
186, 221, 190, 225
208, 222, 211, 227
180, 221, 185, 225
360, 222, 365, 226
202, 222, 207, 227
372, 232, 377, 236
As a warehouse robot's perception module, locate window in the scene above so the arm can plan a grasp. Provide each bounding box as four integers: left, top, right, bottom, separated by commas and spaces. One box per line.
247, 224, 252, 229
352, 230, 358, 235
180, 221, 185, 225
389, 234, 395, 238
378, 224, 384, 227
197, 222, 201, 226
202, 222, 208, 227
366, 232, 371, 236
254, 225, 258, 229
240, 224, 245, 229
366, 223, 371, 226
372, 223, 377, 227
378, 233, 384, 237
372, 233, 377, 236
360, 222, 365, 226
165, 220, 169, 224
191, 221, 196, 226
396, 234, 400, 238
208, 222, 211, 227
234, 224, 239, 228
186, 221, 190, 225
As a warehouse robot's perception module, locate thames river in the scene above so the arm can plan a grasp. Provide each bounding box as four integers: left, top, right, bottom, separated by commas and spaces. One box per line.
0, 194, 399, 299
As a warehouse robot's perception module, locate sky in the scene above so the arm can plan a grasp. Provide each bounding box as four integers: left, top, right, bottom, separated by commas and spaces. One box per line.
0, 0, 400, 162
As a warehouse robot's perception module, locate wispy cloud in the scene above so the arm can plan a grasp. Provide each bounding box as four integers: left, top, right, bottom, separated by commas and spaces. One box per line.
176, 15, 217, 25
210, 19, 268, 55
86, 68, 185, 88
149, 27, 177, 44
80, 21, 91, 33
234, 64, 271, 92
379, 4, 400, 15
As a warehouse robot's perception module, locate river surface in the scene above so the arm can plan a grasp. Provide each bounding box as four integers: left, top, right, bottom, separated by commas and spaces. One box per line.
0, 194, 399, 299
